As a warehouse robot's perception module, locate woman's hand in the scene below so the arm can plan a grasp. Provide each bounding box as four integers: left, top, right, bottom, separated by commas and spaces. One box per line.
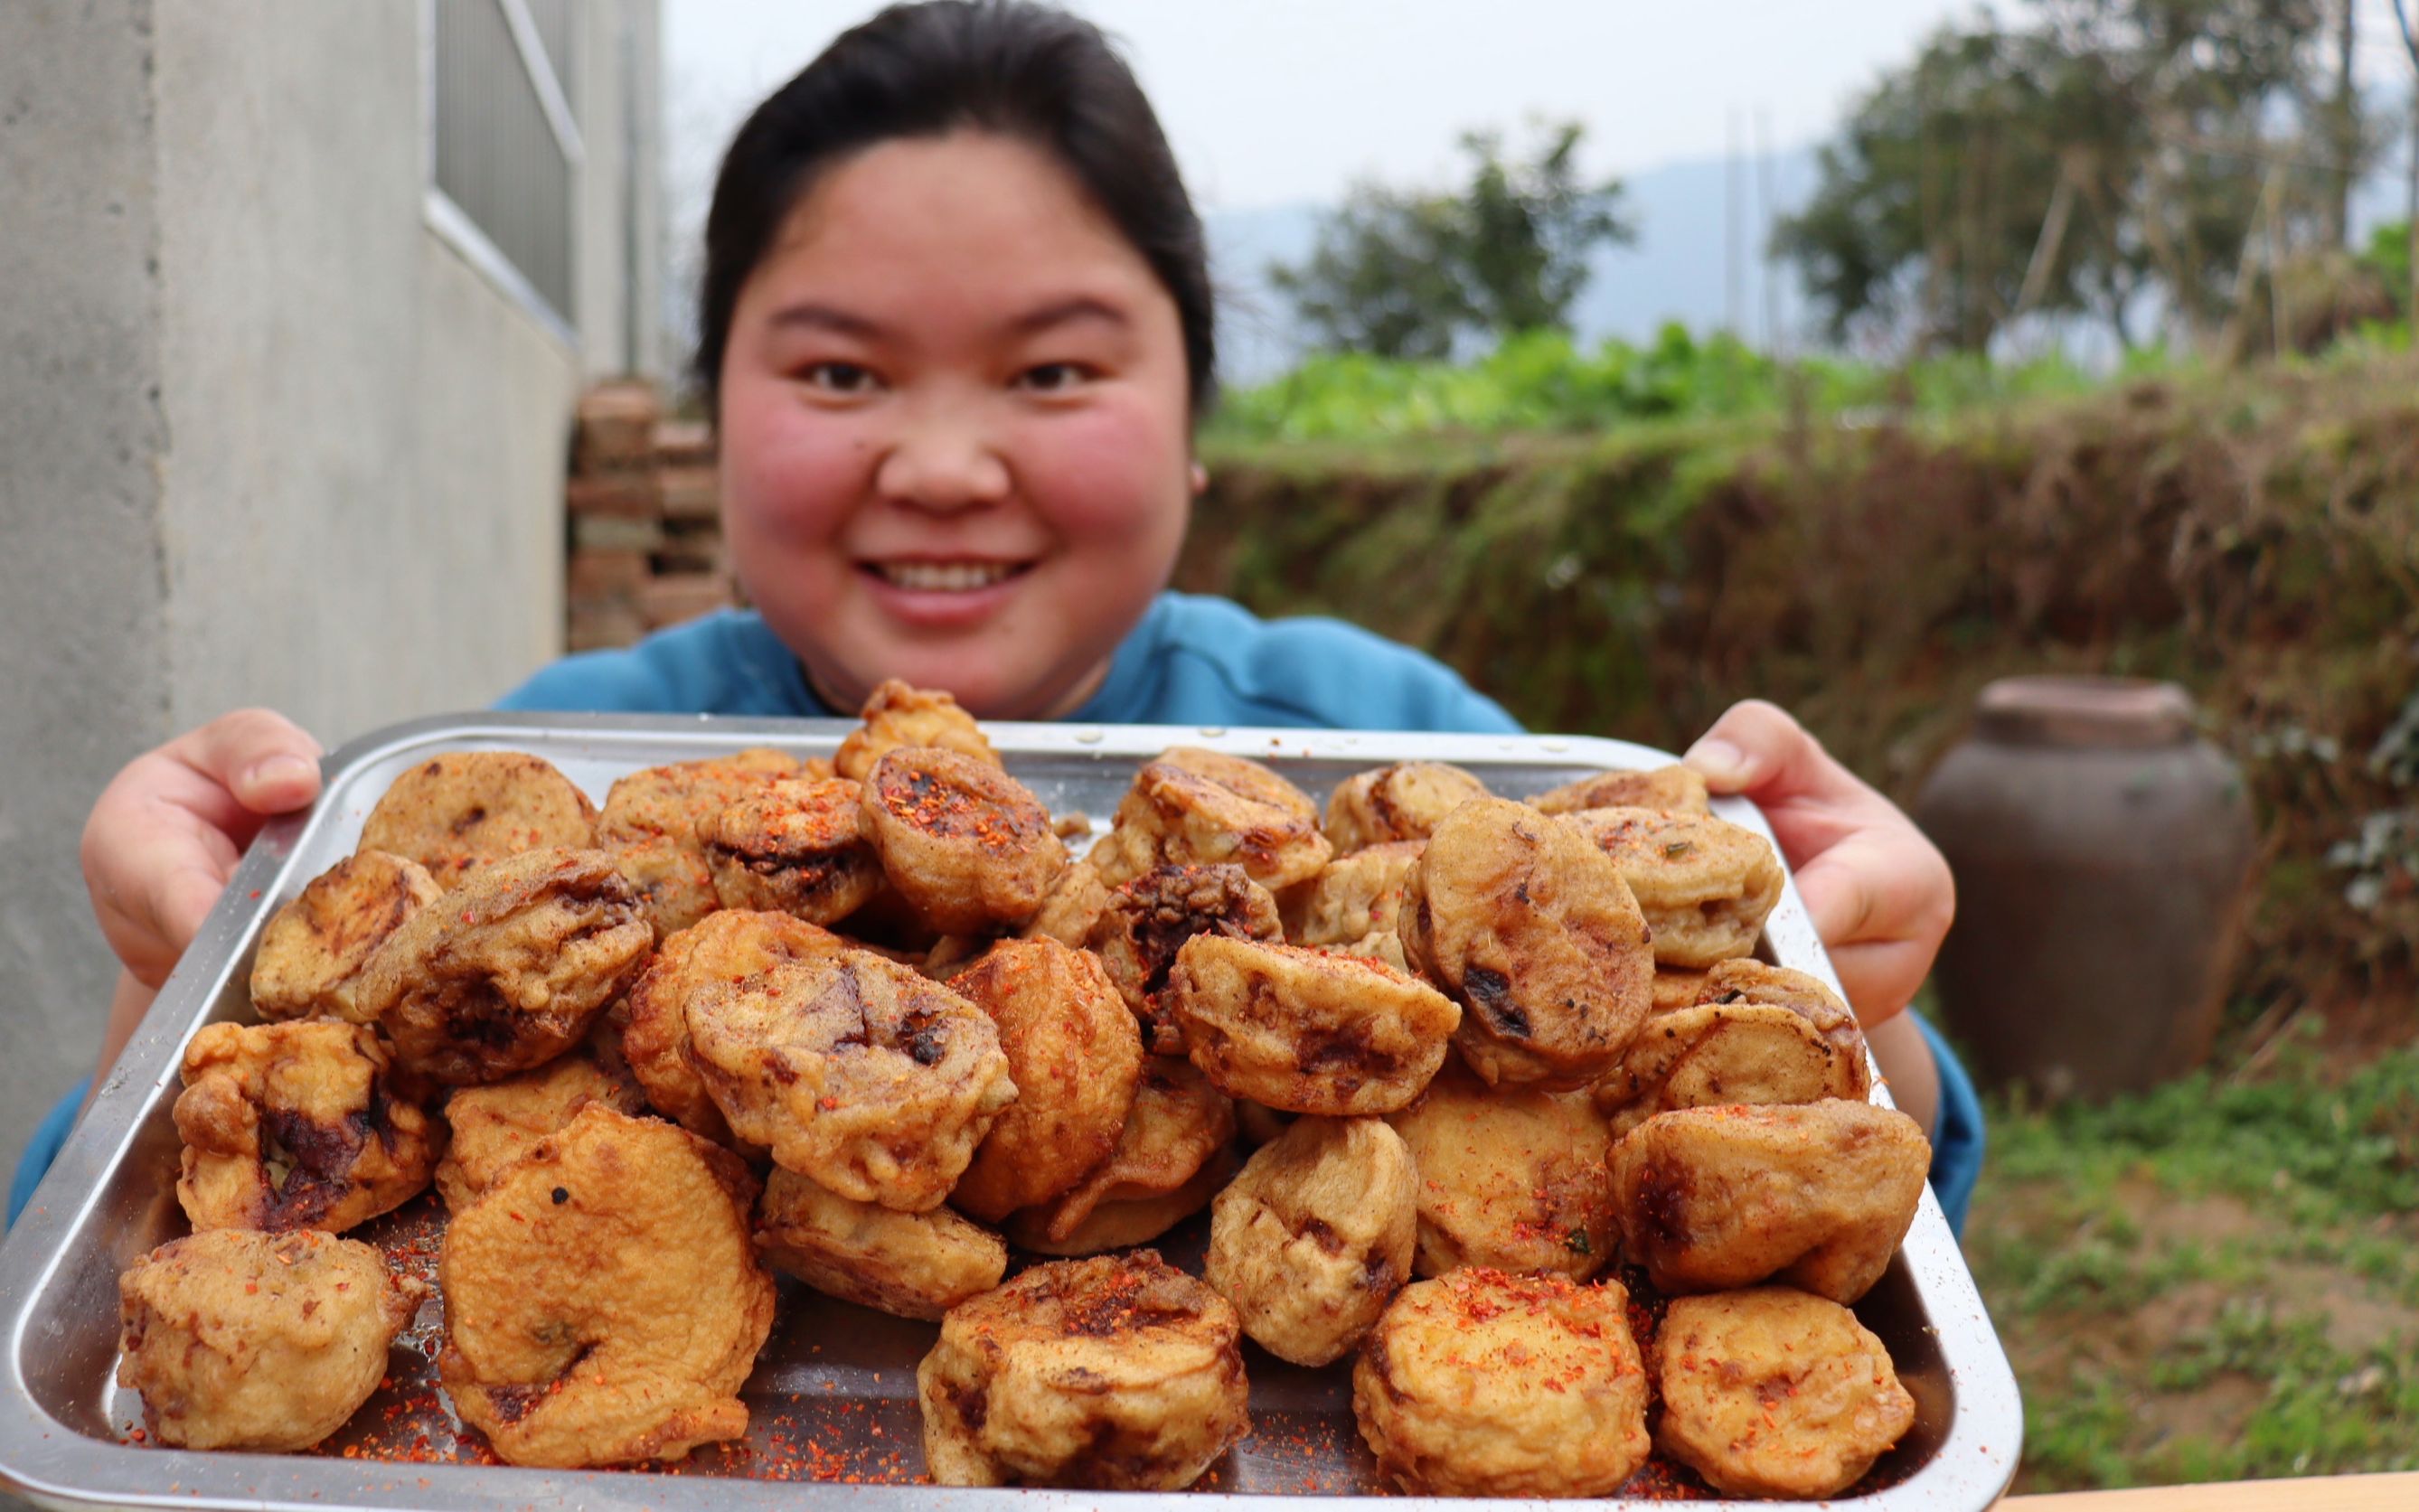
1682, 700, 1953, 1030
80, 709, 323, 989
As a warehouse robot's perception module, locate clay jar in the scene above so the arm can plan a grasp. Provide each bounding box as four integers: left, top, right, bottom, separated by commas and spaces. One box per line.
1915, 677, 2255, 1100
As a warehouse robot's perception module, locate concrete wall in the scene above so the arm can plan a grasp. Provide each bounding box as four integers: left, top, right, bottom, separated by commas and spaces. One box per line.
0, 0, 662, 1221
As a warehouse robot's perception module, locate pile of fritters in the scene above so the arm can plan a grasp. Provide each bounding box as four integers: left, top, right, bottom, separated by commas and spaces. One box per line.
117, 681, 1934, 1499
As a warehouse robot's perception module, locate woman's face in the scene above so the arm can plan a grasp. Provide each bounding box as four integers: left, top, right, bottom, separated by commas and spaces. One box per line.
716, 130, 1200, 720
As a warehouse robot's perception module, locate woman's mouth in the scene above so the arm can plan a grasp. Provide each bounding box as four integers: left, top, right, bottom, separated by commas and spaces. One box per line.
863, 559, 1031, 593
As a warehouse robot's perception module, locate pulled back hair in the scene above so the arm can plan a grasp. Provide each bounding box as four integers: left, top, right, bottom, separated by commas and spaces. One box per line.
695, 0, 1216, 419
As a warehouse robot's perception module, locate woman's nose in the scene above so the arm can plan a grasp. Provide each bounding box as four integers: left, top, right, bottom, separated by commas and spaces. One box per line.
874, 406, 1012, 513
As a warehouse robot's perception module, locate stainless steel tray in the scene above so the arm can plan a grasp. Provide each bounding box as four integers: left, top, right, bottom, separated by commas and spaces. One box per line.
0, 712, 2022, 1510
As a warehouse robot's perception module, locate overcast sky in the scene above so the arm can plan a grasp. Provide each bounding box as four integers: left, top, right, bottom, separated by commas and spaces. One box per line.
664, 2, 2022, 215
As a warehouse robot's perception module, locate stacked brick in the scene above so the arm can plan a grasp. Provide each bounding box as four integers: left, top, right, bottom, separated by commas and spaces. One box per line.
565, 380, 737, 652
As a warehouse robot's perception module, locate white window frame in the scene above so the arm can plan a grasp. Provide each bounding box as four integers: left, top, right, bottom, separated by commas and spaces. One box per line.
420, 0, 583, 346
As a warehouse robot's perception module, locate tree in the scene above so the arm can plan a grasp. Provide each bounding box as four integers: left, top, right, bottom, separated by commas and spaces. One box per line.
1778, 0, 2342, 355
1270, 120, 1634, 359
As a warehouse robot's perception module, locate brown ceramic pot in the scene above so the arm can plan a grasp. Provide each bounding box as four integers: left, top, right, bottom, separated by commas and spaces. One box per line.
1914, 677, 2256, 1100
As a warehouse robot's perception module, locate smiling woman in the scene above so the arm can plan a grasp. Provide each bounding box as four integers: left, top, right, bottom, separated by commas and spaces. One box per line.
717, 130, 1198, 718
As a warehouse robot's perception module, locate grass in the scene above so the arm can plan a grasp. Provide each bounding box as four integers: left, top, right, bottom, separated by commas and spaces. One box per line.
1968, 1022, 2419, 1491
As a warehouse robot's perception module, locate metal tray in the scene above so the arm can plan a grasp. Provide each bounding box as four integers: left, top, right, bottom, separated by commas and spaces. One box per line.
0, 712, 2022, 1511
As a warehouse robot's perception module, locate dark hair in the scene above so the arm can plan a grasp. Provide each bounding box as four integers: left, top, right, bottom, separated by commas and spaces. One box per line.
694, 0, 1215, 419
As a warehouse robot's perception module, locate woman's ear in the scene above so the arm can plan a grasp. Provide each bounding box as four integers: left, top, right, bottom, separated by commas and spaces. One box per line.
1189, 460, 1209, 497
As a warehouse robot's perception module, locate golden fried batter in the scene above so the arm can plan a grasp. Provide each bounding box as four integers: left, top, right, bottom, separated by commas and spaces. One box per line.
174, 1020, 439, 1234
684, 950, 1017, 1210
1529, 763, 1710, 816
947, 939, 1143, 1222
1400, 798, 1653, 1089
1595, 972, 1870, 1137
1286, 840, 1423, 972
598, 748, 798, 938
1322, 762, 1491, 853
1088, 747, 1332, 893
1654, 1287, 1916, 1498
620, 909, 846, 1142
249, 850, 441, 1022
701, 776, 883, 925
1091, 863, 1284, 1055
917, 1251, 1249, 1489
1567, 805, 1784, 968
1384, 1057, 1615, 1279
358, 749, 598, 888
1698, 958, 1869, 1066
1019, 858, 1112, 947
440, 1105, 773, 1468
859, 747, 1067, 934
1352, 1268, 1649, 1498
1608, 1099, 1930, 1303
118, 1228, 423, 1452
355, 847, 654, 1085
1169, 935, 1459, 1116
1205, 1116, 1415, 1366
833, 679, 1002, 783
1004, 1057, 1236, 1255
1653, 965, 1711, 1012
757, 1167, 1006, 1321
435, 1049, 649, 1210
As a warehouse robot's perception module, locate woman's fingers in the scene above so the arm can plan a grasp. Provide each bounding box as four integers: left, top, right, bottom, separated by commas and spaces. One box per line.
81, 709, 322, 989
1683, 699, 1955, 1025
179, 709, 325, 814
1682, 699, 1835, 800
1791, 831, 1956, 1022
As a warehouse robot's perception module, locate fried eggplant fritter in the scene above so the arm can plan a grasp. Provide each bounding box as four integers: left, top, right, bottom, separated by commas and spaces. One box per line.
1286, 840, 1423, 972
917, 1251, 1249, 1489
598, 747, 797, 939
860, 747, 1068, 934
1019, 858, 1112, 948
756, 1167, 1007, 1322
358, 749, 598, 888
1168, 935, 1459, 1116
174, 1020, 439, 1234
1004, 1057, 1236, 1256
1528, 763, 1710, 816
1205, 1116, 1415, 1366
1400, 798, 1653, 1089
1090, 862, 1285, 1055
619, 909, 846, 1142
1595, 962, 1871, 1135
833, 679, 1002, 783
1608, 1099, 1930, 1303
439, 1105, 774, 1468
1383, 1057, 1615, 1280
1567, 805, 1784, 968
355, 847, 654, 1085
249, 850, 441, 1022
1322, 762, 1491, 854
1352, 1268, 1650, 1498
1654, 1287, 1916, 1499
434, 1048, 649, 1210
1088, 747, 1332, 893
684, 950, 1016, 1211
700, 776, 883, 925
946, 939, 1143, 1223
118, 1228, 423, 1452
1697, 959, 1870, 1063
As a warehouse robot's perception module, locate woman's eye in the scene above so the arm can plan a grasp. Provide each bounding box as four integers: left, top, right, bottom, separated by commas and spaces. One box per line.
1016, 362, 1092, 393
800, 362, 879, 395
